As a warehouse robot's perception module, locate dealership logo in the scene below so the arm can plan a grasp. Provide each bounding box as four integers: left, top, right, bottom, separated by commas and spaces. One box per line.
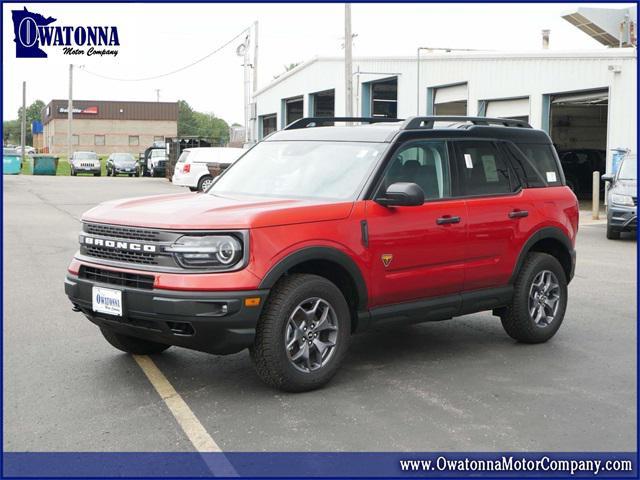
80, 235, 157, 253
11, 7, 120, 58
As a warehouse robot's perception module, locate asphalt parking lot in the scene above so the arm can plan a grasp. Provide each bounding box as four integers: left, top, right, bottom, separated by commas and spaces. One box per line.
3, 175, 636, 452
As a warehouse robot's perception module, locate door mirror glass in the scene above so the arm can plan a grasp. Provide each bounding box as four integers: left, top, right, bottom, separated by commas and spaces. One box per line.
376, 182, 424, 207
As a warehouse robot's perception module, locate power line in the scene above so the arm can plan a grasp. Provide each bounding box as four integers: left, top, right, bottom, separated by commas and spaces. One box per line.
80, 26, 250, 82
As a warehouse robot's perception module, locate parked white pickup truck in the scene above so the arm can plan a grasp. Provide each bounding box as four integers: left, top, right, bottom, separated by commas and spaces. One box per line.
172, 147, 245, 191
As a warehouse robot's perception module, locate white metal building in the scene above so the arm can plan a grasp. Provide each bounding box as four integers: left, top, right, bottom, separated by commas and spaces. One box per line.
253, 49, 636, 172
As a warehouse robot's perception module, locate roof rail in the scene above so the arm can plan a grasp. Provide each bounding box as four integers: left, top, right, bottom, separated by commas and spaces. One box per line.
284, 117, 404, 130
401, 116, 532, 130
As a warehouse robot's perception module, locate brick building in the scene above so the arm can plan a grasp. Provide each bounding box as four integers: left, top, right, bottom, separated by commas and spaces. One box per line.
42, 100, 178, 155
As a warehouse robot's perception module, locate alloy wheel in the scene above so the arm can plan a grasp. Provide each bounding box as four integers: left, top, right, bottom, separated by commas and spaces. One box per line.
528, 270, 561, 328
285, 297, 339, 373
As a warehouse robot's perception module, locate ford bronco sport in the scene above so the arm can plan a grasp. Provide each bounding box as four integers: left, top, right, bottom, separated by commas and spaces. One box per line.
65, 116, 578, 392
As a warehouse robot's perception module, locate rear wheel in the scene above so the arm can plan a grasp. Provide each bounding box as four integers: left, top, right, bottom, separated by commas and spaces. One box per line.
500, 252, 567, 343
198, 175, 214, 192
606, 223, 621, 240
250, 274, 351, 392
100, 328, 170, 354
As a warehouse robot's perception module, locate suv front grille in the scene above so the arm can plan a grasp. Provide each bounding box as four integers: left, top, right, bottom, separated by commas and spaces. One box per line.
80, 265, 155, 289
85, 246, 158, 265
85, 223, 160, 241
80, 222, 182, 270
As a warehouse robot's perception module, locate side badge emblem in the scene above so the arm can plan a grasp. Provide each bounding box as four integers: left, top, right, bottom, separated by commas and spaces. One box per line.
381, 254, 393, 267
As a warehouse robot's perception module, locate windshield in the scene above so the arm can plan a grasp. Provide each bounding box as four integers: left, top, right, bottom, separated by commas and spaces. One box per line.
74, 152, 97, 160
112, 153, 135, 163
4, 148, 16, 155
150, 149, 166, 158
618, 158, 637, 180
210, 141, 385, 200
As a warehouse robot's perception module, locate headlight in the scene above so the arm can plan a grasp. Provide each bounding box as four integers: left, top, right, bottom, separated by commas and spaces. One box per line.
611, 193, 634, 206
165, 235, 243, 269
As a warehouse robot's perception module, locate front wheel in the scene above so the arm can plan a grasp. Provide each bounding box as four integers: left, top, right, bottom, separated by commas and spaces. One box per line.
100, 328, 170, 354
250, 274, 351, 392
500, 252, 567, 343
606, 223, 621, 240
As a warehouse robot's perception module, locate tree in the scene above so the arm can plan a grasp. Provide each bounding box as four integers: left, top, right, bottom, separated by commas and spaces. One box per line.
7, 99, 45, 145
177, 100, 230, 145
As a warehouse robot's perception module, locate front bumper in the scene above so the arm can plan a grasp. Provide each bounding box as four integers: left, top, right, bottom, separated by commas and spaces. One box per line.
65, 273, 268, 355
607, 204, 637, 231
114, 167, 137, 175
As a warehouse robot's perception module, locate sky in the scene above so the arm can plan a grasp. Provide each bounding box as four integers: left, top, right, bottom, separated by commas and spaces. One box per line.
3, 2, 634, 124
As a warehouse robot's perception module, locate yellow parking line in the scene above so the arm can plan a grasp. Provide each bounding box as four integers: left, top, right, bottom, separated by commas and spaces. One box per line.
133, 354, 221, 452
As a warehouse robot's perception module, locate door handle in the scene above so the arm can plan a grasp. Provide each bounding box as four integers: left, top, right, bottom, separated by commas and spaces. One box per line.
436, 215, 461, 225
508, 210, 529, 219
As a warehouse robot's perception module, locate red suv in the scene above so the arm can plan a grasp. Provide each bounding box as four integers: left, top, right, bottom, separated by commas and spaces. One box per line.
65, 116, 578, 392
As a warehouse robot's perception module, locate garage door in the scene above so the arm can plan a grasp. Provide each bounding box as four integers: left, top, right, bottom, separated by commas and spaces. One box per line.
434, 83, 467, 105
551, 90, 608, 105
486, 97, 529, 119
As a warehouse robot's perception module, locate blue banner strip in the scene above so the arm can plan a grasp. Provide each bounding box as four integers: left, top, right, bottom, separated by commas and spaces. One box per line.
2, 452, 638, 478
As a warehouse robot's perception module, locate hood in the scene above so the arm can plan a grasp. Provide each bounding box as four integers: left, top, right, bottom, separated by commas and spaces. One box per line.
115, 160, 136, 167
612, 179, 637, 196
82, 192, 354, 230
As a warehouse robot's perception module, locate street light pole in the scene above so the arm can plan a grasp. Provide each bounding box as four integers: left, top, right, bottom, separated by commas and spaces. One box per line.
344, 4, 353, 116
67, 64, 73, 162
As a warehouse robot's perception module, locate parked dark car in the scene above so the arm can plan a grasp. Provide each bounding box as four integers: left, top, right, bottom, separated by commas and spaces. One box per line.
557, 149, 606, 199
602, 157, 637, 239
106, 153, 138, 177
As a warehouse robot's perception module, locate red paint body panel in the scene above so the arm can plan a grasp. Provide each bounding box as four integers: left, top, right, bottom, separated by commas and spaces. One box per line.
72, 185, 578, 306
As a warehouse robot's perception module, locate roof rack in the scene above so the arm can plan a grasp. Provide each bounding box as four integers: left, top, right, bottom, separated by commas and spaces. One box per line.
401, 116, 532, 130
284, 117, 404, 130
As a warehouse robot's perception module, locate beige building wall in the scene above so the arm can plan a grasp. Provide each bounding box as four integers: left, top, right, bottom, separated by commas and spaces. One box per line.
44, 119, 177, 155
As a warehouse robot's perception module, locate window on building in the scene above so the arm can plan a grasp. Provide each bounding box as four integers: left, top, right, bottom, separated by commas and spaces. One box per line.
129, 136, 140, 146
371, 78, 398, 118
95, 135, 105, 146
311, 89, 335, 117
260, 114, 277, 139
454, 141, 518, 196
71, 135, 79, 146
284, 96, 304, 126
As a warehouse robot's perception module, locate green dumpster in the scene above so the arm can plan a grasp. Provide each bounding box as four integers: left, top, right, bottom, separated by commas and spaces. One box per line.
3, 148, 21, 175
32, 154, 59, 175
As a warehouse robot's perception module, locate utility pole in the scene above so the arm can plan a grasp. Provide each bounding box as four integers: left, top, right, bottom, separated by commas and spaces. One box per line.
155, 89, 161, 102
242, 35, 251, 143
250, 20, 259, 143
67, 64, 73, 162
344, 4, 353, 117
21, 81, 26, 166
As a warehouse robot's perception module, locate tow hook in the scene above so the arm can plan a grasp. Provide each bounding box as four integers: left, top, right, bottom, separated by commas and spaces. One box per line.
71, 304, 81, 313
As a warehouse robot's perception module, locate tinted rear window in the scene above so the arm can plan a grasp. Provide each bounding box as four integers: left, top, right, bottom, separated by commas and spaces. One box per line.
177, 152, 190, 163
509, 143, 562, 187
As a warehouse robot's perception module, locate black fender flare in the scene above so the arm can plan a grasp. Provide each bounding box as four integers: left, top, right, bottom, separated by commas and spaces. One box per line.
510, 227, 575, 284
259, 246, 368, 311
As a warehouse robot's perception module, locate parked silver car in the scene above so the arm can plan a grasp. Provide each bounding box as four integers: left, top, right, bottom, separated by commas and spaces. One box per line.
70, 151, 101, 176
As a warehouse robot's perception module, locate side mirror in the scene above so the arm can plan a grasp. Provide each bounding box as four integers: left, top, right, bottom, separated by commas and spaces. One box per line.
376, 182, 424, 207
601, 173, 614, 183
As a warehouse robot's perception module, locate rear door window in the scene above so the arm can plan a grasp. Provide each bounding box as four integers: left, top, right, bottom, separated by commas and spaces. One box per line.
511, 143, 562, 187
453, 141, 520, 196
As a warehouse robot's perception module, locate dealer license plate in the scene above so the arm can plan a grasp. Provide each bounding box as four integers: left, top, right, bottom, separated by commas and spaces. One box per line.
92, 286, 123, 316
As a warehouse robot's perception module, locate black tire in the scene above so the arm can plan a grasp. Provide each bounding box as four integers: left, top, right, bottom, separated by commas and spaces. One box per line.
100, 328, 170, 355
197, 175, 214, 192
606, 223, 621, 240
70, 168, 76, 176
250, 273, 351, 392
94, 172, 101, 177
128, 173, 133, 177
500, 252, 567, 344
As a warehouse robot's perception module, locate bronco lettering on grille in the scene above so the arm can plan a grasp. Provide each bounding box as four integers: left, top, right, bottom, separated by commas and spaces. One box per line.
80, 235, 157, 253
